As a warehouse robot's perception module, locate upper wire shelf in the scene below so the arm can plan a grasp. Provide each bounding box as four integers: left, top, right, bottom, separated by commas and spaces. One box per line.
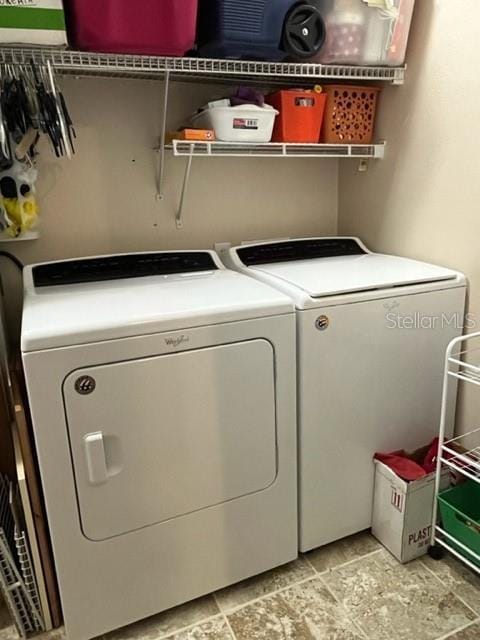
0, 46, 406, 85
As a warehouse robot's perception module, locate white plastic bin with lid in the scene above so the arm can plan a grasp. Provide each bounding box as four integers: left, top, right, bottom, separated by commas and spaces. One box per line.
191, 104, 279, 143
314, 0, 415, 66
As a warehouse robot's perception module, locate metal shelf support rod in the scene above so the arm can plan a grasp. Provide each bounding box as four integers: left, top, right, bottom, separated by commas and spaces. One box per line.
156, 69, 170, 200
176, 149, 194, 229
430, 337, 456, 548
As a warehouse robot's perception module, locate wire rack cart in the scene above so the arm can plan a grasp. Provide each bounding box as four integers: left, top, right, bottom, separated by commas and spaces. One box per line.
430, 331, 480, 574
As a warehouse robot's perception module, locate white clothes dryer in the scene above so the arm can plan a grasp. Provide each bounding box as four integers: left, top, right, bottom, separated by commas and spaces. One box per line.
21, 251, 297, 640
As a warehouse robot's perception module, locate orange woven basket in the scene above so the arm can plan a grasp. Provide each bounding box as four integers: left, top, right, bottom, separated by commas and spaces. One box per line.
321, 85, 381, 144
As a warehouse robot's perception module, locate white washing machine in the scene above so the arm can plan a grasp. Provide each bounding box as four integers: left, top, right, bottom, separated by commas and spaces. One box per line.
222, 237, 467, 552
21, 251, 297, 640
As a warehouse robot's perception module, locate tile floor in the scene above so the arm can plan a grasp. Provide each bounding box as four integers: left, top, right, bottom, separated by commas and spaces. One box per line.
1, 533, 479, 640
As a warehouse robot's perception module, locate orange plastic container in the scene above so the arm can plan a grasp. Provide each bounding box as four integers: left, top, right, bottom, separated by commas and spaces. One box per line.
321, 85, 380, 144
266, 89, 327, 143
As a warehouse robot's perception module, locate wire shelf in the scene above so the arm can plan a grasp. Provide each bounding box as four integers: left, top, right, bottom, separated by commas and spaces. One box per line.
169, 140, 385, 158
440, 427, 480, 484
434, 526, 480, 575
0, 476, 44, 638
447, 339, 480, 386
430, 332, 480, 573
448, 351, 480, 387
448, 369, 480, 386
0, 46, 406, 84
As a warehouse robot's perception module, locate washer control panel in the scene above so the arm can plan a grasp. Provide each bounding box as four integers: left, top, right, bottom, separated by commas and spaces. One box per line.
238, 238, 365, 266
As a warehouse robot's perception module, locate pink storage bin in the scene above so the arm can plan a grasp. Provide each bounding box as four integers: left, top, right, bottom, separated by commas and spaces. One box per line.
65, 0, 198, 56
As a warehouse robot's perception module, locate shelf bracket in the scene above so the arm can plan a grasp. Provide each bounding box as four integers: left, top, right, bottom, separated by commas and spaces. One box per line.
155, 69, 170, 200
357, 159, 369, 173
176, 149, 194, 229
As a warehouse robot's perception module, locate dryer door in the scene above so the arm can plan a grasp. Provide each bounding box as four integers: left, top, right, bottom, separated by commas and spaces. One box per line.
63, 339, 277, 541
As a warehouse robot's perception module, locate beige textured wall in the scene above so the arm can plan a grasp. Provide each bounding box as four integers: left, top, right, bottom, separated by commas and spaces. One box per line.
338, 0, 479, 432
1, 76, 338, 338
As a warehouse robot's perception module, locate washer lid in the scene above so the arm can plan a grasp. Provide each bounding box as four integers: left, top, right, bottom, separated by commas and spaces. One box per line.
235, 238, 459, 299
21, 251, 293, 352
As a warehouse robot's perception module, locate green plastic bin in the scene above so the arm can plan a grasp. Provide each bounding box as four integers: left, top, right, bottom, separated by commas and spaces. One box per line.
438, 480, 480, 565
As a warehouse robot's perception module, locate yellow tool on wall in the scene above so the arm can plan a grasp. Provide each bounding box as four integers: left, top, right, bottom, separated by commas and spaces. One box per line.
0, 162, 39, 239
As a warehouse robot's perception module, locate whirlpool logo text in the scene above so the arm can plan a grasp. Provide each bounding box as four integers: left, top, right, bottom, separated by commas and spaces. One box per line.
164, 335, 190, 347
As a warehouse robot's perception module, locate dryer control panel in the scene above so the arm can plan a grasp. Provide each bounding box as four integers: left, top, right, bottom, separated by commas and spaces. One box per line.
237, 238, 366, 266
33, 252, 219, 287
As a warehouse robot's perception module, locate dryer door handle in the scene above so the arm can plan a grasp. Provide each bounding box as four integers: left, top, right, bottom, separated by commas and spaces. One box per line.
84, 432, 108, 485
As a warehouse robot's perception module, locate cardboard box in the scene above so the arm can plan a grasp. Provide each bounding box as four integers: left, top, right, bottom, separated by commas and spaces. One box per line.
166, 129, 216, 144
0, 1, 67, 46
372, 455, 450, 563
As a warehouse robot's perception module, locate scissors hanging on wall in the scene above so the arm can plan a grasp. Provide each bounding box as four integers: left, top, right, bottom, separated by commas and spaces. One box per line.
0, 60, 75, 239
0, 59, 76, 168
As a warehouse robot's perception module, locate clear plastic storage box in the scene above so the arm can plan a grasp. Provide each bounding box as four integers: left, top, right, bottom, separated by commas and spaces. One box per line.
314, 0, 415, 66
